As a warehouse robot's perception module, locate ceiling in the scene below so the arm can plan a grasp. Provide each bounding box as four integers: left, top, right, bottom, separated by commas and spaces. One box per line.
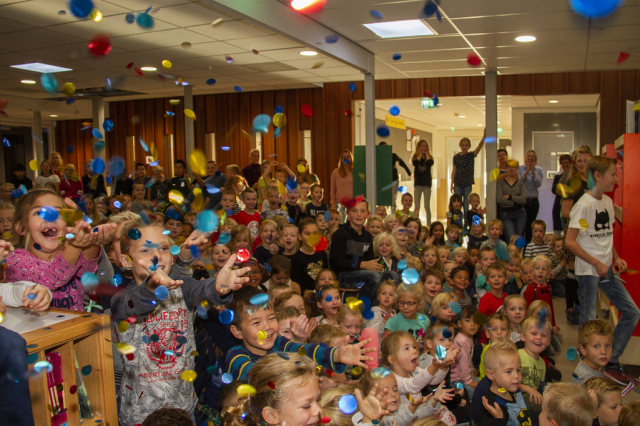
0, 0, 636, 121
374, 94, 601, 131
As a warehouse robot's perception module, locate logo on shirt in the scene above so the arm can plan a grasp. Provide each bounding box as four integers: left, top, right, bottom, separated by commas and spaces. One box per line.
594, 209, 610, 231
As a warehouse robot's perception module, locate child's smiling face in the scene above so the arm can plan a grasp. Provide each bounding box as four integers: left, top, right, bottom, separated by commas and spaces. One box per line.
124, 225, 175, 284
282, 227, 298, 250
211, 244, 231, 268
339, 314, 362, 339
316, 271, 335, 288
165, 219, 183, 238
317, 289, 341, 317
377, 237, 393, 258
421, 248, 437, 267
368, 220, 383, 237
423, 275, 442, 300
26, 193, 65, 255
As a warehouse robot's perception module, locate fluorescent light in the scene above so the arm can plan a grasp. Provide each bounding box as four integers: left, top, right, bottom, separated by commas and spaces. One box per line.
11, 62, 72, 73
515, 35, 536, 42
299, 51, 318, 56
477, 124, 483, 126
21, 80, 36, 84
364, 19, 436, 39
549, 100, 559, 103
459, 115, 466, 118
50, 114, 58, 117
140, 67, 157, 71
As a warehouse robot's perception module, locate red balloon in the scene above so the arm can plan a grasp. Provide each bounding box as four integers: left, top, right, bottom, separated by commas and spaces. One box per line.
467, 52, 481, 67
88, 34, 112, 56
301, 104, 314, 117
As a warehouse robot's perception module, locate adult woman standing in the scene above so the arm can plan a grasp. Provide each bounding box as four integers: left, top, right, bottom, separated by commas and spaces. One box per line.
49, 151, 64, 179
518, 149, 543, 243
330, 150, 353, 220
411, 139, 434, 225
496, 160, 527, 242
551, 154, 572, 235
295, 158, 319, 185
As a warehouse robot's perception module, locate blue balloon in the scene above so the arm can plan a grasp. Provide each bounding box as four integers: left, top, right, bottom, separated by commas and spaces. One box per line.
569, 0, 622, 19
376, 124, 390, 137
91, 128, 103, 139
39, 206, 59, 222
397, 259, 408, 271
69, 0, 94, 18
389, 105, 400, 116
125, 12, 135, 23
349, 82, 356, 92
103, 119, 114, 132
136, 12, 154, 28
325, 34, 339, 43
219, 309, 234, 324
338, 395, 358, 415
252, 114, 271, 133
91, 157, 105, 174
195, 210, 218, 233
206, 78, 216, 85
107, 156, 125, 176
250, 294, 270, 306
155, 285, 169, 300
392, 52, 402, 61
41, 73, 58, 94
274, 105, 283, 113
401, 268, 420, 285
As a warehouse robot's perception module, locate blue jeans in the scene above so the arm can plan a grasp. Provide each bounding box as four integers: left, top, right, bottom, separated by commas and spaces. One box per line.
338, 270, 383, 302
0, 327, 34, 426
500, 208, 526, 243
414, 185, 432, 226
578, 269, 640, 364
454, 186, 472, 234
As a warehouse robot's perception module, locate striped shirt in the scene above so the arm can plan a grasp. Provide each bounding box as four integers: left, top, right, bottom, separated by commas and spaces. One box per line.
496, 179, 527, 212
523, 242, 553, 259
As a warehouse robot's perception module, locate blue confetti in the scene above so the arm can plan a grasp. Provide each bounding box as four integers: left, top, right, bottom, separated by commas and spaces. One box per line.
2, 138, 9, 148
323, 210, 331, 222
26, 293, 37, 300
218, 231, 231, 244
250, 294, 269, 306
166, 111, 175, 116
435, 344, 447, 361
136, 12, 154, 28
398, 185, 408, 194
197, 304, 208, 319
274, 105, 283, 113
325, 295, 333, 302
397, 259, 408, 271
349, 82, 356, 92
565, 347, 578, 361
66, 98, 75, 105
401, 268, 419, 285
472, 215, 481, 226
376, 124, 390, 137
65, 233, 75, 239
422, 0, 439, 17
392, 52, 402, 61
164, 350, 174, 357
219, 309, 234, 324
221, 372, 233, 384
448, 301, 462, 314
39, 206, 59, 222
370, 10, 384, 19
70, 0, 93, 18
190, 245, 201, 259
162, 230, 170, 235
91, 157, 105, 174
456, 382, 464, 390
91, 128, 103, 139
128, 228, 141, 240
81, 272, 99, 287
125, 12, 135, 23
325, 34, 339, 43
484, 136, 497, 143
338, 394, 358, 415
103, 119, 114, 132
515, 236, 526, 249
33, 243, 41, 250
362, 309, 374, 320
389, 105, 400, 116
569, 0, 621, 19
195, 210, 218, 233
233, 86, 242, 92
155, 285, 169, 300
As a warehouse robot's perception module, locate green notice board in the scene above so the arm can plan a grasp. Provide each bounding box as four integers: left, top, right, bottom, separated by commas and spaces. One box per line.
353, 145, 393, 206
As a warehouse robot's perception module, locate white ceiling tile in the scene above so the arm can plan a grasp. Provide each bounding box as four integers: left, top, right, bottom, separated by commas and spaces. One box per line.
153, 2, 231, 27
225, 35, 303, 51
110, 29, 215, 51
360, 35, 468, 54
0, 28, 84, 52
259, 48, 326, 62
280, 57, 345, 69
187, 20, 274, 40
47, 15, 178, 39
141, 41, 246, 61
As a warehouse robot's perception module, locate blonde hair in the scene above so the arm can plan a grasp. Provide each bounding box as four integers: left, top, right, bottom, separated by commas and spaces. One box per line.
337, 150, 353, 178
367, 214, 383, 228
532, 254, 551, 269
587, 155, 616, 179
380, 330, 414, 366
397, 283, 424, 309
221, 353, 316, 426
504, 294, 526, 311
520, 257, 534, 271
383, 213, 398, 228
272, 291, 300, 311
484, 337, 518, 372
373, 232, 400, 258
581, 377, 620, 407
309, 324, 346, 345
541, 383, 596, 426
451, 246, 468, 261
521, 315, 552, 335
335, 304, 364, 325
526, 299, 551, 319
488, 219, 503, 230
438, 246, 451, 260
430, 292, 454, 317
261, 219, 278, 231
406, 256, 423, 274
578, 320, 613, 348
320, 385, 357, 426
411, 139, 430, 161
274, 306, 300, 323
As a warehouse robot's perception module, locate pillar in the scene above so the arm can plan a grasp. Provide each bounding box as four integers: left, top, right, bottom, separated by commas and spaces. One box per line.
364, 72, 376, 206
485, 71, 498, 221
32, 111, 44, 180
184, 85, 194, 156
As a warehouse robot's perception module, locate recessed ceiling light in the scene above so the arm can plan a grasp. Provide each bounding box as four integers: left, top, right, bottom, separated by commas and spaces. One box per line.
140, 66, 157, 71
364, 19, 437, 39
50, 114, 58, 117
299, 51, 318, 56
21, 80, 36, 84
11, 62, 72, 73
459, 116, 466, 118
477, 124, 483, 126
549, 100, 559, 103
515, 35, 536, 42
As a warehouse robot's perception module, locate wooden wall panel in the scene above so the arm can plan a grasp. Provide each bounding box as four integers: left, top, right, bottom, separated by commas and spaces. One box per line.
56, 119, 94, 172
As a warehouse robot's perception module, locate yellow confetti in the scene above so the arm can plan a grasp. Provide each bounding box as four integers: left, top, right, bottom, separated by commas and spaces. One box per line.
200, 300, 209, 308
190, 351, 199, 356
168, 190, 184, 205
498, 388, 506, 393
169, 99, 180, 106
506, 160, 519, 168
273, 113, 286, 128
29, 160, 39, 171
312, 61, 325, 69
352, 366, 363, 376
626, 269, 639, 275
297, 164, 306, 173
257, 330, 268, 340
114, 342, 135, 354
237, 384, 257, 397
184, 109, 196, 120
316, 365, 322, 374
62, 82, 76, 96
0, 312, 3, 324
348, 300, 364, 311
211, 18, 223, 26
117, 321, 129, 333
192, 187, 204, 212
297, 346, 306, 356
333, 280, 339, 288
70, 173, 80, 182
2, 232, 13, 239
489, 168, 501, 182
162, 60, 172, 68
180, 370, 197, 382
579, 219, 589, 230
634, 103, 640, 112
407, 393, 414, 403
307, 232, 321, 248
189, 150, 207, 176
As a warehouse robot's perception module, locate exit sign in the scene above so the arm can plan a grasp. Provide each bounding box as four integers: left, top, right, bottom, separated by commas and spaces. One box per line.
421, 98, 435, 109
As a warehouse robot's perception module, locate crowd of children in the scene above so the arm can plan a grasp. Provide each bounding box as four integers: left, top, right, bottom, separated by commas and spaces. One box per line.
0, 152, 638, 426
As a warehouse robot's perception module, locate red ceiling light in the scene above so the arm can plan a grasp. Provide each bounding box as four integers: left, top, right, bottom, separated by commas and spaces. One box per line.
291, 0, 327, 13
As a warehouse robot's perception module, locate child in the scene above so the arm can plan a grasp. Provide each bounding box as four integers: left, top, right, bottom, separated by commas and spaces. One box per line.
573, 320, 613, 385
290, 217, 328, 293
403, 217, 422, 253
446, 194, 463, 243
451, 247, 468, 272
374, 232, 400, 273
504, 252, 524, 295
466, 192, 486, 236
328, 208, 341, 229
450, 265, 473, 308
477, 338, 531, 426
0, 203, 15, 242
299, 182, 311, 206
316, 268, 338, 288
376, 205, 388, 219
503, 294, 527, 343
263, 254, 301, 294
306, 284, 342, 325
5, 188, 113, 311
209, 243, 231, 277
518, 316, 552, 415
478, 312, 511, 380
111, 217, 249, 425
314, 212, 329, 236
468, 221, 488, 250
35, 159, 60, 192
420, 244, 440, 271
523, 256, 560, 347
283, 187, 304, 225
539, 383, 596, 426
130, 183, 153, 214
523, 220, 553, 259
452, 306, 479, 398
281, 223, 299, 257
549, 236, 567, 298
10, 163, 33, 191
384, 284, 429, 348
480, 219, 509, 261
544, 233, 555, 248
254, 220, 282, 265
398, 193, 413, 217
336, 304, 364, 341
164, 207, 184, 241
478, 262, 508, 317
442, 260, 455, 293
422, 268, 444, 316
83, 195, 105, 225
384, 214, 398, 233
565, 155, 640, 383
367, 215, 384, 238
444, 223, 460, 250
619, 401, 640, 426
365, 279, 397, 340
183, 211, 196, 227
229, 225, 252, 255
180, 223, 193, 239
305, 183, 329, 219
581, 377, 622, 426
273, 290, 305, 314
451, 136, 485, 234
520, 257, 535, 296
466, 247, 479, 273
439, 246, 451, 266
59, 164, 83, 199
261, 187, 290, 221
428, 221, 445, 247
226, 286, 372, 380
393, 226, 411, 258
234, 187, 261, 242
475, 246, 497, 299
430, 292, 457, 324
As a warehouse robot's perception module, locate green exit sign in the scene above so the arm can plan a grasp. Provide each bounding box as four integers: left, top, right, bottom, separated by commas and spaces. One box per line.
421, 98, 435, 109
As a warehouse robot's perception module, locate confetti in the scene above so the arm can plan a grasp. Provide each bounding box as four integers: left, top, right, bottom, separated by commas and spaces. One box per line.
155, 286, 169, 300
467, 52, 482, 67
128, 228, 142, 240
301, 104, 314, 117
376, 124, 390, 137
136, 12, 154, 28
324, 34, 339, 43
435, 344, 447, 361
206, 78, 216, 85
392, 53, 402, 61
81, 365, 92, 376
250, 294, 270, 306
88, 34, 111, 56
448, 301, 462, 314
81, 272, 99, 287
349, 82, 356, 92
401, 268, 419, 285
39, 206, 59, 222
237, 384, 257, 397
34, 361, 54, 373
565, 347, 578, 361
389, 105, 400, 116
233, 86, 242, 92
219, 309, 234, 324
338, 395, 358, 414
371, 367, 390, 379
370, 10, 384, 19
41, 73, 58, 94
237, 248, 250, 262
180, 370, 197, 382
70, 0, 94, 18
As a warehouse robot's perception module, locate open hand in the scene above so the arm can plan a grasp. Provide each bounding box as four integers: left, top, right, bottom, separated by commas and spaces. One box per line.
215, 254, 250, 296
482, 397, 503, 418
432, 382, 455, 405
355, 383, 390, 422
290, 314, 313, 343
140, 259, 184, 291
335, 336, 374, 367
22, 285, 51, 311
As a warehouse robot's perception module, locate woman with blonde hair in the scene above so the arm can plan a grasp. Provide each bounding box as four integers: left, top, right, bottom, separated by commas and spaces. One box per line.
518, 149, 543, 243
330, 150, 353, 220
412, 139, 434, 225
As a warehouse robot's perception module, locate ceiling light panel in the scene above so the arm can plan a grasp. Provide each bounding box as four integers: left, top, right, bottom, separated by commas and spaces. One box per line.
364, 19, 437, 39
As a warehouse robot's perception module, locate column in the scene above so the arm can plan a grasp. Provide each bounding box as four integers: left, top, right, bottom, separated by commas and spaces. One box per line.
485, 71, 498, 221
364, 72, 376, 206
184, 85, 194, 155
32, 111, 44, 180
92, 96, 104, 157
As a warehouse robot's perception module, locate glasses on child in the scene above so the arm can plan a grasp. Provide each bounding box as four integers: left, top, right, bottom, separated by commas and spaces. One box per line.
246, 270, 262, 276
397, 301, 417, 307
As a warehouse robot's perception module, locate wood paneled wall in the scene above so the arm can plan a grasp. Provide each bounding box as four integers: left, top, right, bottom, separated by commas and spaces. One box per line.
56, 119, 96, 171
54, 70, 640, 186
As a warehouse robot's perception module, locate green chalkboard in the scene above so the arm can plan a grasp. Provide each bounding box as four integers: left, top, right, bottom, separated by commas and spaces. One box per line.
353, 145, 393, 206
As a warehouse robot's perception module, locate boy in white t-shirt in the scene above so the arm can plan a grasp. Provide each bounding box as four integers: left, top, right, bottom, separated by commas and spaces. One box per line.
565, 155, 640, 386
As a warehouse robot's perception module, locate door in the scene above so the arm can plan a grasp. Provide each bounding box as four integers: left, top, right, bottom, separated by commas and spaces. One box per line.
532, 132, 574, 230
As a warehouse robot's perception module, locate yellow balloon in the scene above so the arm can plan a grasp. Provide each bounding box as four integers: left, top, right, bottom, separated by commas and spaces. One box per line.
273, 113, 286, 128
488, 168, 501, 182
29, 160, 39, 171
180, 370, 197, 382
117, 321, 129, 333
188, 149, 207, 176
237, 384, 257, 397
162, 60, 172, 68
168, 190, 184, 205
297, 164, 306, 174
62, 82, 76, 96
114, 342, 135, 354
184, 109, 196, 120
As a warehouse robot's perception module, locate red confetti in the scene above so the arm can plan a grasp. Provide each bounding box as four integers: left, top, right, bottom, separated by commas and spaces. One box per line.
127, 315, 138, 324
70, 385, 77, 394
467, 52, 481, 67
314, 236, 328, 252
618, 52, 630, 65
252, 49, 259, 55
423, 90, 433, 98
237, 248, 250, 263
325, 369, 334, 377
126, 385, 133, 390
344, 109, 352, 117
126, 353, 134, 361
225, 54, 234, 63
126, 62, 134, 69
321, 417, 331, 424
134, 67, 144, 76
268, 381, 275, 389
341, 196, 356, 208
301, 104, 314, 117
88, 33, 112, 56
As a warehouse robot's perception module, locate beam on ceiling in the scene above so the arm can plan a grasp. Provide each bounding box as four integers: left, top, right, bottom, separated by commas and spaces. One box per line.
206, 0, 375, 73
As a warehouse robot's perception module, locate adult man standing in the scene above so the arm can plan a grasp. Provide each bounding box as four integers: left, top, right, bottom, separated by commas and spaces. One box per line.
242, 149, 262, 188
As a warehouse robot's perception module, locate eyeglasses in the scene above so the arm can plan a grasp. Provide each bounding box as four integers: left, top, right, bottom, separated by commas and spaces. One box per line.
397, 301, 417, 307
246, 270, 262, 276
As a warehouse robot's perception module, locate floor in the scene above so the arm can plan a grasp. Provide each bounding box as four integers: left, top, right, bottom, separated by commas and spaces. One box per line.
550, 296, 640, 404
